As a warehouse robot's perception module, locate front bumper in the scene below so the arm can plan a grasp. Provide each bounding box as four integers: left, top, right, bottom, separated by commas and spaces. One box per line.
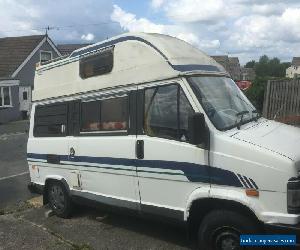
264, 223, 300, 246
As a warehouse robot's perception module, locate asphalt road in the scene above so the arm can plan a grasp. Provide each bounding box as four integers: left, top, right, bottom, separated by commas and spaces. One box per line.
0, 121, 35, 209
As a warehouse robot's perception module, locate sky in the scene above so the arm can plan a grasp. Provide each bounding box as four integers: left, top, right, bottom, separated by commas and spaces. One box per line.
0, 0, 300, 65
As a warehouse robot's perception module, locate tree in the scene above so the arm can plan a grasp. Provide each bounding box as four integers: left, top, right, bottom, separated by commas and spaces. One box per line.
244, 55, 291, 112
245, 55, 290, 78
245, 60, 255, 68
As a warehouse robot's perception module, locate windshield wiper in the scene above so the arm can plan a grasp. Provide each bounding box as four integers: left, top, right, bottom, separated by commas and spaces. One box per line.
235, 111, 249, 130
252, 109, 260, 121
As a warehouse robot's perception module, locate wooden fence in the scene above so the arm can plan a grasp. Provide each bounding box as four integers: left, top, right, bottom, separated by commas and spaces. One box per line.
263, 79, 300, 125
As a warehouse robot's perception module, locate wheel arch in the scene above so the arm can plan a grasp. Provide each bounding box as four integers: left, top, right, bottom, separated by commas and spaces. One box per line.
185, 186, 263, 232
186, 197, 263, 239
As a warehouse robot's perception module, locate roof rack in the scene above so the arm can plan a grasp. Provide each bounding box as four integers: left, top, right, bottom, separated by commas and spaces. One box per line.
36, 54, 69, 68
36, 45, 115, 70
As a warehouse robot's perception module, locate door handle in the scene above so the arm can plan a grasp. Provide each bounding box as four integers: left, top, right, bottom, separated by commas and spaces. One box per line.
136, 140, 144, 159
69, 147, 75, 158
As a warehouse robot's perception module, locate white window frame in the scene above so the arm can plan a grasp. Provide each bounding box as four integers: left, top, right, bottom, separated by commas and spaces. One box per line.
0, 86, 12, 108
40, 50, 53, 63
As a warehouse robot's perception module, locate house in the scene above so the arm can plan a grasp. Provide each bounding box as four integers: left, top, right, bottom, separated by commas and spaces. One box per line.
211, 55, 231, 73
57, 43, 91, 56
228, 57, 241, 81
286, 57, 300, 78
211, 55, 241, 80
0, 34, 61, 123
241, 67, 256, 81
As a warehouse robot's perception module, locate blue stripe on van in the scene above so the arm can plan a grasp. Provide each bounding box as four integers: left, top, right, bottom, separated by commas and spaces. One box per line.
27, 153, 242, 187
172, 64, 220, 72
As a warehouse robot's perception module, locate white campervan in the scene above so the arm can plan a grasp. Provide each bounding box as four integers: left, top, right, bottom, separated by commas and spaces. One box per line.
28, 33, 300, 250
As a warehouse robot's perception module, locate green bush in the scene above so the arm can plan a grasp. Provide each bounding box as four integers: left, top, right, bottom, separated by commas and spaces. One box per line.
244, 76, 291, 113
244, 77, 267, 112
244, 55, 291, 113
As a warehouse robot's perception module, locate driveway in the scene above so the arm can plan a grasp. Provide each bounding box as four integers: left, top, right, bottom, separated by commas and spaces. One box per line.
0, 120, 35, 209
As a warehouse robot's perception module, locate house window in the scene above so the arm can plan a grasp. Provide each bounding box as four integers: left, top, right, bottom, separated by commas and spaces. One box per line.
40, 51, 52, 63
23, 91, 28, 100
0, 86, 12, 107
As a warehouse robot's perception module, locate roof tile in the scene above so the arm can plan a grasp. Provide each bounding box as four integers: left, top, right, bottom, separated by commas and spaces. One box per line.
0, 35, 45, 77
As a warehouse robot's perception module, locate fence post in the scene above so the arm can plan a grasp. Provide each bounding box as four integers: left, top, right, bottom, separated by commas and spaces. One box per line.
263, 80, 271, 118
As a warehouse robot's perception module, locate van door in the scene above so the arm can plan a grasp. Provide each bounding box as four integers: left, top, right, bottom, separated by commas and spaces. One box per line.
136, 81, 209, 221
68, 92, 140, 210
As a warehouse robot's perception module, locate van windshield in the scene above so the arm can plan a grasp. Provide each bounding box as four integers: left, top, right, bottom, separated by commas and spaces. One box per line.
188, 76, 257, 131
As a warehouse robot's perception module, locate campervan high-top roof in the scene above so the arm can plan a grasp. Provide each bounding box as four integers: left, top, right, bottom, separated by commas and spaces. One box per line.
33, 33, 228, 101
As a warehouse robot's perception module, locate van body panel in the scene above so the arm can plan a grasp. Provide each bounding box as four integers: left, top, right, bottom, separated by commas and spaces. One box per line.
136, 135, 209, 212
68, 135, 140, 207
232, 119, 300, 162
211, 127, 296, 193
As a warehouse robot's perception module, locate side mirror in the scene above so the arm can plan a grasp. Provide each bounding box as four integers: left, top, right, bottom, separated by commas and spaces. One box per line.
188, 113, 209, 148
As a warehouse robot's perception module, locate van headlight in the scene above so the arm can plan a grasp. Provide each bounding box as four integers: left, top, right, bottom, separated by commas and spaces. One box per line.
287, 178, 300, 214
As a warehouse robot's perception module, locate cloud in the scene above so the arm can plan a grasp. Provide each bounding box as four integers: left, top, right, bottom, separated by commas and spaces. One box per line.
251, 4, 284, 15
151, 0, 165, 9
231, 7, 300, 49
81, 33, 95, 41
111, 4, 221, 51
111, 5, 164, 33
149, 1, 300, 63
1, 0, 300, 64
163, 0, 227, 23
0, 0, 121, 43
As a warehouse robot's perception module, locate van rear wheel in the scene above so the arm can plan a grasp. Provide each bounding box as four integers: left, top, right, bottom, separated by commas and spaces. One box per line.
198, 210, 258, 250
47, 181, 72, 218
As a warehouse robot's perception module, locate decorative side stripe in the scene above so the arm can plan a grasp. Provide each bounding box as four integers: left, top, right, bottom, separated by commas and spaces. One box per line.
249, 178, 259, 190
243, 175, 254, 189
27, 153, 242, 188
237, 173, 259, 190
237, 174, 249, 188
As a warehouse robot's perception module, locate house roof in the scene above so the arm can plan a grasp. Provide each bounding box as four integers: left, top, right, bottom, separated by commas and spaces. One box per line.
228, 57, 241, 80
229, 57, 240, 66
292, 57, 300, 66
57, 44, 92, 56
211, 55, 230, 71
0, 35, 45, 78
211, 55, 229, 64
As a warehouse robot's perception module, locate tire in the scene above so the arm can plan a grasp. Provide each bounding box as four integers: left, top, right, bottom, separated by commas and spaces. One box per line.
47, 181, 72, 218
198, 210, 258, 250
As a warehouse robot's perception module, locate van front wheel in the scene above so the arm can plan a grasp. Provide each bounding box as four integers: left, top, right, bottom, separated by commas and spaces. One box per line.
47, 181, 72, 218
198, 210, 258, 250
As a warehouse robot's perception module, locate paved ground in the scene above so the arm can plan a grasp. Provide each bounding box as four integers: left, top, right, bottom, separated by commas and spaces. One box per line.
0, 120, 36, 209
0, 198, 191, 250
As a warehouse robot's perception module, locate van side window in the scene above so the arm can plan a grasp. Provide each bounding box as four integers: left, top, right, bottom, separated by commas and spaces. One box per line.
34, 103, 68, 137
101, 97, 128, 131
80, 101, 101, 132
144, 84, 194, 142
79, 49, 113, 79
80, 96, 128, 133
